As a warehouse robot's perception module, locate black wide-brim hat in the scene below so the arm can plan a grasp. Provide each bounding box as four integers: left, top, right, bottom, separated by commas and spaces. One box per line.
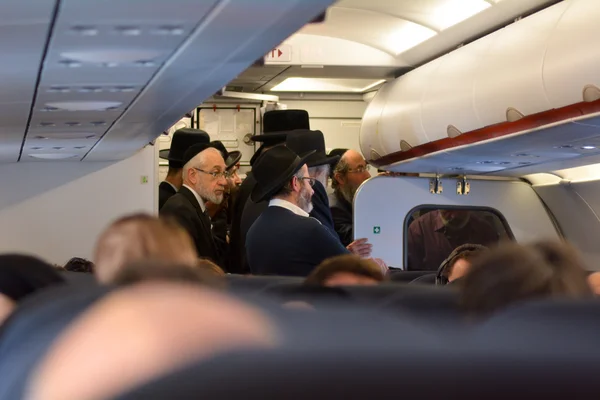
250, 109, 310, 142
251, 146, 315, 203
159, 128, 210, 168
249, 110, 311, 166
286, 129, 339, 167
209, 140, 242, 170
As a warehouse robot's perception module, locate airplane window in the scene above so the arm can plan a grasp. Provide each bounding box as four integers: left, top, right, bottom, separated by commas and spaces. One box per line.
404, 206, 512, 271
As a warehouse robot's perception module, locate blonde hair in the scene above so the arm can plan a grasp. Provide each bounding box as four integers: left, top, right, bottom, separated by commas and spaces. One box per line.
196, 258, 226, 277
94, 214, 198, 284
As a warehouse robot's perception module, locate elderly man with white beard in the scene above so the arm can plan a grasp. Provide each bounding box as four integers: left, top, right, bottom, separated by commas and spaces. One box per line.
160, 143, 228, 266
246, 146, 373, 277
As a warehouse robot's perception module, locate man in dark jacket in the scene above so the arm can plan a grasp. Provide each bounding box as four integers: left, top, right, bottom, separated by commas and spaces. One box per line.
329, 149, 372, 246
230, 109, 310, 273
246, 146, 372, 277
160, 143, 228, 266
158, 129, 210, 210
285, 129, 340, 235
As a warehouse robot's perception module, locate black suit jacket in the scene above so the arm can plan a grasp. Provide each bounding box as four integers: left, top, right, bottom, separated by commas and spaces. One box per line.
229, 173, 255, 274
246, 206, 349, 277
158, 181, 177, 210
241, 180, 340, 269
160, 186, 221, 265
328, 190, 354, 247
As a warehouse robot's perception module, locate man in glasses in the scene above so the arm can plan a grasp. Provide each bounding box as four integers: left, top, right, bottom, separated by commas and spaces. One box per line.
246, 146, 371, 277
160, 143, 228, 266
329, 149, 372, 246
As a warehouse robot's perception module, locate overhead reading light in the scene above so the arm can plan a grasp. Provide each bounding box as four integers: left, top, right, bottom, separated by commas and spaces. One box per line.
28, 154, 78, 160
581, 145, 597, 150
45, 101, 122, 111
60, 50, 161, 64
271, 78, 386, 93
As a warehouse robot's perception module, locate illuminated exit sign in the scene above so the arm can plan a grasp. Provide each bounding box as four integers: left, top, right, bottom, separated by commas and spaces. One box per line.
265, 45, 292, 62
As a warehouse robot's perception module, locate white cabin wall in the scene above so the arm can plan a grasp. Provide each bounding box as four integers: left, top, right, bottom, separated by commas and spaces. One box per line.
0, 146, 157, 265
533, 181, 600, 270
280, 98, 367, 152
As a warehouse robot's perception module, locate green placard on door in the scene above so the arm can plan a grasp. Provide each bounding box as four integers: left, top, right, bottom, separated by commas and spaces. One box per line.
373, 226, 381, 234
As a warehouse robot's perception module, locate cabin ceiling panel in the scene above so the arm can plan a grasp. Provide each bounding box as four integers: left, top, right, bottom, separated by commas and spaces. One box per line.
16, 0, 226, 162
0, 0, 56, 25
0, 0, 56, 162
85, 0, 335, 161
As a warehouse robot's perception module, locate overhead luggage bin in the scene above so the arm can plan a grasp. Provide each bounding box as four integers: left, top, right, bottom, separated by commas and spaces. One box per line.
360, 0, 600, 176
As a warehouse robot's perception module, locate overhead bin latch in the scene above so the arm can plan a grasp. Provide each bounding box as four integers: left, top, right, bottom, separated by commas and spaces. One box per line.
456, 176, 470, 196
430, 175, 443, 195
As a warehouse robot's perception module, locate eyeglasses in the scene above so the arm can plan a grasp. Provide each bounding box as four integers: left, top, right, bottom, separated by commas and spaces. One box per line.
298, 176, 316, 187
347, 165, 371, 174
194, 167, 229, 179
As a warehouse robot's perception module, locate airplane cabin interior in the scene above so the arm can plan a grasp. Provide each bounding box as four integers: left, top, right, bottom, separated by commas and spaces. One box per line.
1, 0, 600, 398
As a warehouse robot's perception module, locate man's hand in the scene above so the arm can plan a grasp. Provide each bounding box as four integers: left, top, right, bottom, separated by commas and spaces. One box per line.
370, 257, 389, 275
346, 238, 372, 258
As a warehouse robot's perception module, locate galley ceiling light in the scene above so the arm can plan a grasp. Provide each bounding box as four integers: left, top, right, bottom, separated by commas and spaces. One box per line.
271, 77, 387, 93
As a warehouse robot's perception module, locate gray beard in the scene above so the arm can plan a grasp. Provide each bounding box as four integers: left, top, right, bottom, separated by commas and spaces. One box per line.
338, 185, 355, 205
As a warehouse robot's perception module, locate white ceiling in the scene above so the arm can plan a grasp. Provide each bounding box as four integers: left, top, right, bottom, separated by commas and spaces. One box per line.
0, 0, 334, 162
228, 0, 557, 94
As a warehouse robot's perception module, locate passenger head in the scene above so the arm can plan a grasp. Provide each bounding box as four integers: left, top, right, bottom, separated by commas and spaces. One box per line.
460, 241, 592, 318
182, 147, 228, 205
308, 164, 330, 188
252, 146, 315, 213
305, 254, 385, 287
112, 260, 225, 289
93, 214, 198, 284
333, 149, 371, 203
28, 282, 279, 400
439, 209, 471, 230
196, 258, 226, 277
439, 244, 487, 284
275, 164, 314, 213
587, 271, 600, 295
63, 257, 95, 273
0, 254, 65, 325
226, 163, 243, 190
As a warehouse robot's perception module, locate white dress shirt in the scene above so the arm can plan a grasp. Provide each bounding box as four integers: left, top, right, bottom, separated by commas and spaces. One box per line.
268, 198, 309, 217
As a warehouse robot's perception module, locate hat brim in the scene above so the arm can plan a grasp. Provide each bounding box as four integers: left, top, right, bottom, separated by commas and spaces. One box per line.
159, 149, 171, 160
306, 155, 340, 168
251, 150, 316, 203
225, 151, 242, 170
159, 149, 184, 164
250, 132, 289, 142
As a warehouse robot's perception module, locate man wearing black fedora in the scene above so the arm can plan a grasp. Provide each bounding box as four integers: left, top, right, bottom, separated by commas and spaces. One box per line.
242, 129, 344, 238
245, 146, 371, 276
158, 129, 210, 210
160, 143, 229, 265
203, 141, 242, 272
229, 109, 310, 274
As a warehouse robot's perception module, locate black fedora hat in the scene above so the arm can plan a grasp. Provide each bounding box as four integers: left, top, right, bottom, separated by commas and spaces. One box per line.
250, 109, 310, 142
208, 140, 242, 170
251, 146, 315, 203
159, 128, 210, 168
286, 129, 339, 167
